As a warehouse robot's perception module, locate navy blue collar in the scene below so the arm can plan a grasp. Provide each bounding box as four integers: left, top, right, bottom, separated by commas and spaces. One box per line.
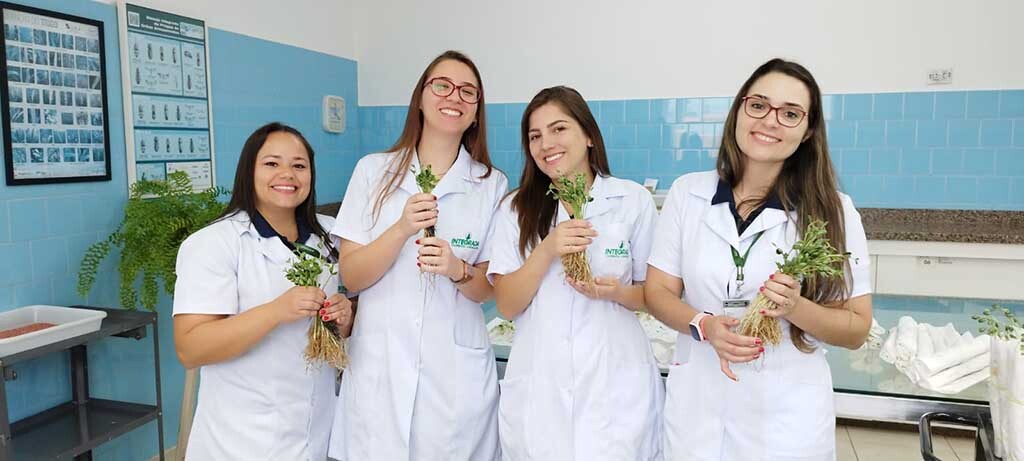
711, 179, 786, 234
251, 210, 312, 248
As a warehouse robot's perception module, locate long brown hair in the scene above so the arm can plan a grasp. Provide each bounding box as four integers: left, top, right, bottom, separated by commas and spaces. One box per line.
717, 58, 849, 352
511, 86, 610, 258
218, 122, 336, 258
370, 50, 493, 223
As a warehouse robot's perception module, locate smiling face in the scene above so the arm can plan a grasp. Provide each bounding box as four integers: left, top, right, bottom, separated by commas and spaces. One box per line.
527, 102, 593, 181
253, 131, 311, 215
419, 59, 479, 137
735, 71, 812, 166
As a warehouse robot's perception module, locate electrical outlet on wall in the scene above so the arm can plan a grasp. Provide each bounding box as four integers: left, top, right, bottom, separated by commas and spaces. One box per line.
927, 68, 953, 85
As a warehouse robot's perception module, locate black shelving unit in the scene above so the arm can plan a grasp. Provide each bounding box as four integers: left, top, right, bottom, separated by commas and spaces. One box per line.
0, 306, 165, 460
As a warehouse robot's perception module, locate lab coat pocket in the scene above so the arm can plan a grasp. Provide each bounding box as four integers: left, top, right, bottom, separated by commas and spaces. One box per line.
605, 361, 663, 460
343, 333, 385, 454
592, 223, 633, 281
453, 301, 489, 349
498, 375, 532, 461
770, 350, 835, 457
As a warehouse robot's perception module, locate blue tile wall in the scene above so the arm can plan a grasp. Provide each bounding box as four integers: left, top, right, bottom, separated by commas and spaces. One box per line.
361, 90, 1024, 209
0, 1, 359, 459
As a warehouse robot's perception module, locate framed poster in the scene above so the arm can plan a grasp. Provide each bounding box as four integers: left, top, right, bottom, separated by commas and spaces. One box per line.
0, 2, 112, 185
118, 2, 214, 190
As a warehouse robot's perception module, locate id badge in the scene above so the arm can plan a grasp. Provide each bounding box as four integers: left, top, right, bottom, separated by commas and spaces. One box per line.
722, 299, 749, 319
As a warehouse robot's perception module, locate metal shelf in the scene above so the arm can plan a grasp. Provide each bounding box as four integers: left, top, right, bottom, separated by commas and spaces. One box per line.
11, 399, 159, 460
0, 306, 164, 461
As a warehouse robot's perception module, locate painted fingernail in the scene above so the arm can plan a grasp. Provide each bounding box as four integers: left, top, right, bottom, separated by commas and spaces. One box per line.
760, 310, 766, 315
319, 308, 325, 315
322, 316, 329, 321
759, 286, 765, 292
324, 301, 330, 308
415, 239, 420, 244
432, 195, 437, 200
769, 274, 774, 279
416, 262, 421, 267
759, 347, 765, 352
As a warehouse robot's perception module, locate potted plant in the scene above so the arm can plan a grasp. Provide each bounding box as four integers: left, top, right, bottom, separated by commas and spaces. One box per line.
77, 171, 227, 311
973, 306, 1023, 460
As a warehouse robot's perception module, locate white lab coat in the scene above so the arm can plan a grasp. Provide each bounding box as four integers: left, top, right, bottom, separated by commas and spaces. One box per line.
172, 211, 338, 461
328, 148, 506, 461
487, 175, 664, 461
649, 171, 872, 461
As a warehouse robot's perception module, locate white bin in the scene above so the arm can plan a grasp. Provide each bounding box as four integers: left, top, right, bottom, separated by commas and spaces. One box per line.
0, 305, 107, 356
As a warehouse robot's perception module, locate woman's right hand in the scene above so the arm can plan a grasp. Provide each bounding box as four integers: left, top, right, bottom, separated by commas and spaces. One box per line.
273, 286, 326, 324
540, 219, 597, 258
395, 192, 438, 238
704, 315, 763, 381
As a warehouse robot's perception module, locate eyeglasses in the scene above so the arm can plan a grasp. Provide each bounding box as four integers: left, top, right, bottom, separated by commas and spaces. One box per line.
424, 77, 481, 104
741, 96, 807, 128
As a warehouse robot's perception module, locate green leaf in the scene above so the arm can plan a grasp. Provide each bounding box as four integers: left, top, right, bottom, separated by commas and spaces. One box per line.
76, 171, 228, 310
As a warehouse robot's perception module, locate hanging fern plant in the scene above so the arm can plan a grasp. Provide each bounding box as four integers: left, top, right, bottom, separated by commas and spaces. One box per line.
77, 171, 228, 311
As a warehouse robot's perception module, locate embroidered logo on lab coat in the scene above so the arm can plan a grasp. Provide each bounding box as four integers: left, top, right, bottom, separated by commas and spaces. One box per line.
604, 241, 630, 258
451, 233, 480, 250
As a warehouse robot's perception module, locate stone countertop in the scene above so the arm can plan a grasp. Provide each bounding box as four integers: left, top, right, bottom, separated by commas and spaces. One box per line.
859, 208, 1024, 244
318, 201, 1023, 245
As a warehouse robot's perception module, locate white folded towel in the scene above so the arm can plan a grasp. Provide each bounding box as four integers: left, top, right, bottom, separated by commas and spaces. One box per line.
909, 334, 990, 381
918, 352, 990, 394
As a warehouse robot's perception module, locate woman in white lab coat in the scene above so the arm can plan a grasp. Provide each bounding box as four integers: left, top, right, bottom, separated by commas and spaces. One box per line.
172, 122, 354, 460
488, 86, 663, 460
328, 50, 506, 460
645, 59, 874, 460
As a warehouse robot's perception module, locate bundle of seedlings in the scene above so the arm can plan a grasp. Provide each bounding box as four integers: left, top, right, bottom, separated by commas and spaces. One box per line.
738, 219, 849, 346
547, 172, 594, 283
974, 306, 1024, 355
285, 242, 347, 370
413, 164, 440, 238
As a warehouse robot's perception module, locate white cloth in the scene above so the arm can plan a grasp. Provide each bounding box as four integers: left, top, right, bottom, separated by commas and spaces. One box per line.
487, 175, 664, 461
917, 353, 990, 394
328, 149, 506, 461
989, 337, 1024, 460
173, 211, 337, 461
894, 316, 919, 369
649, 171, 872, 461
909, 334, 989, 382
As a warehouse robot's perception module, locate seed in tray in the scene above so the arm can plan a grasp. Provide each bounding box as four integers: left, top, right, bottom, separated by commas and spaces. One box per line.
0, 322, 57, 339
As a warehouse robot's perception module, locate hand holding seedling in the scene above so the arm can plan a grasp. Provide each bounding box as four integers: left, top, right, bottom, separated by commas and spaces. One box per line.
274, 286, 326, 324
758, 271, 803, 318
567, 276, 622, 302
542, 219, 597, 257
416, 236, 462, 279
396, 193, 438, 238
704, 315, 762, 382
319, 293, 353, 332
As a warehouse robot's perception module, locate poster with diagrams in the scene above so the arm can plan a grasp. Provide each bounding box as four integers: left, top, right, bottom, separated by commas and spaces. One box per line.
0, 2, 112, 185
119, 2, 213, 190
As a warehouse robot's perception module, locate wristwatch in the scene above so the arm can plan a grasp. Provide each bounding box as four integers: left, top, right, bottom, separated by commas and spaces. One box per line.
689, 312, 713, 342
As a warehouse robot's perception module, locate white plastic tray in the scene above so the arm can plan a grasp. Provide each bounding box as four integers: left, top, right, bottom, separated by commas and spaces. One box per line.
0, 305, 107, 356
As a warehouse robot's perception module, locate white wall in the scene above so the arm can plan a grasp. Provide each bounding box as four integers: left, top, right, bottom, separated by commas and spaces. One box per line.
354, 0, 1024, 105
95, 0, 358, 60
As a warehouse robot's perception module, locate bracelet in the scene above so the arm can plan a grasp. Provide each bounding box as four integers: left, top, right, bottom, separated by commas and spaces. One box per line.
450, 260, 474, 285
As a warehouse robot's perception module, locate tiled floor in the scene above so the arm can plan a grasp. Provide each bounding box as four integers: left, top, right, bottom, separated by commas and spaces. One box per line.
837, 424, 977, 461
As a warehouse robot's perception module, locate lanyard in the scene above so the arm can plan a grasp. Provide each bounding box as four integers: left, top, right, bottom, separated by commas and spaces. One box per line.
727, 231, 764, 298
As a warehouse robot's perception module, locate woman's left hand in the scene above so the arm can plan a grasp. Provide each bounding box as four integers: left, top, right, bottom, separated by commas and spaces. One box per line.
320, 294, 353, 331
417, 237, 463, 280
567, 276, 623, 303
759, 271, 803, 318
